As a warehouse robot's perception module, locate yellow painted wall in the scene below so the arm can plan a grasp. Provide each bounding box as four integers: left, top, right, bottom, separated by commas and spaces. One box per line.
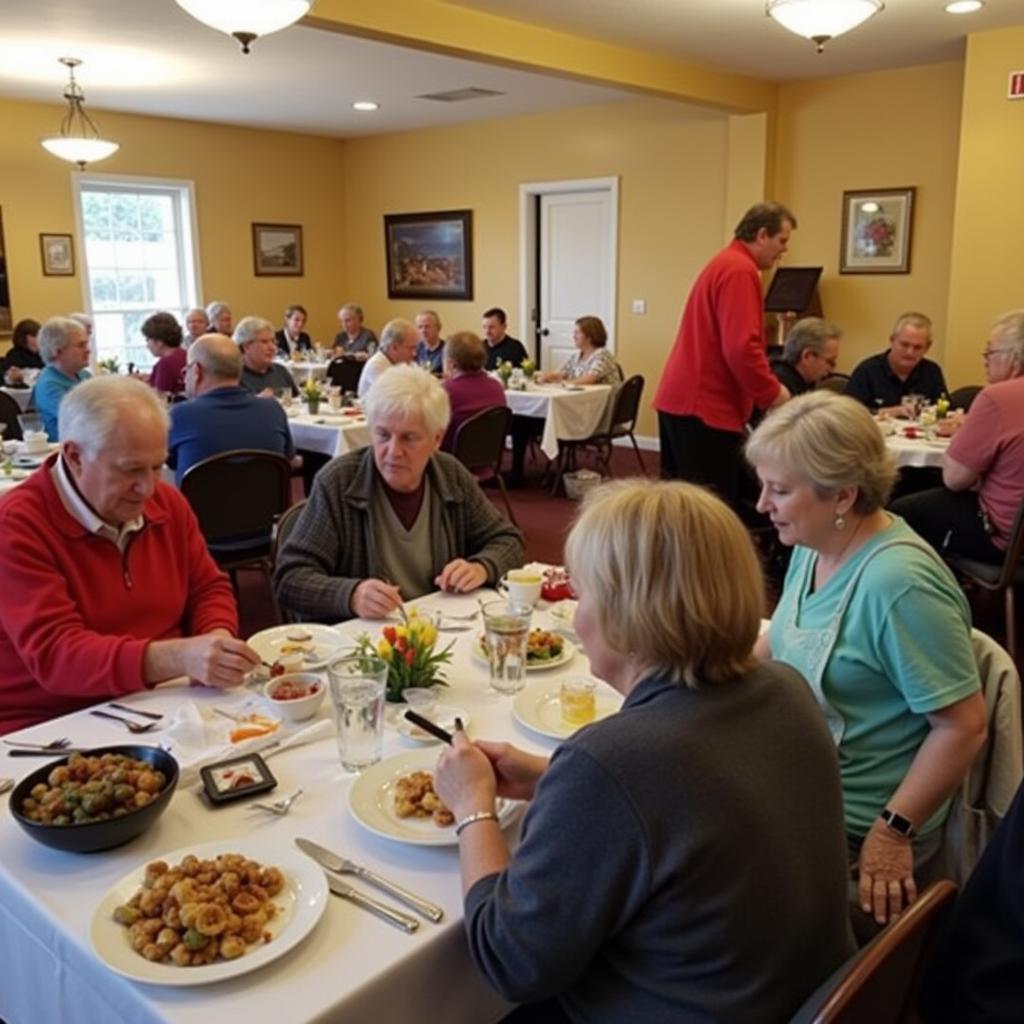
0, 96, 347, 351
946, 27, 1024, 387
338, 98, 730, 437
774, 62, 964, 373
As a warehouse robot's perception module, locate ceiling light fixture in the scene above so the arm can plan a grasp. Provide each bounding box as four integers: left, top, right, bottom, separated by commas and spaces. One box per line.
174, 0, 311, 54
353, 101, 379, 112
766, 0, 884, 53
40, 58, 119, 170
944, 0, 983, 13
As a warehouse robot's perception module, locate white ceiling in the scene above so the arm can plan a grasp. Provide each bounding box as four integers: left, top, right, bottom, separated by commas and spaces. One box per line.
1, 0, 1020, 139
451, 0, 1023, 81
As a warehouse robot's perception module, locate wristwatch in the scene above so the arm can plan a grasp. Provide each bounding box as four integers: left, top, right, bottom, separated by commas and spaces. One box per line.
879, 807, 916, 838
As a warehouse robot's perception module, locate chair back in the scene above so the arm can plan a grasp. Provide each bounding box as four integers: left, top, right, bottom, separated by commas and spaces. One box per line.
0, 390, 23, 440
326, 358, 363, 393
819, 373, 850, 395
272, 498, 308, 567
792, 880, 957, 1023
995, 498, 1024, 589
608, 374, 644, 437
181, 449, 292, 546
949, 384, 982, 412
452, 405, 511, 476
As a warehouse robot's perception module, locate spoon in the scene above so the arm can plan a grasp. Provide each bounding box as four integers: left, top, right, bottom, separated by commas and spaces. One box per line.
89, 710, 159, 734
2, 737, 72, 751
250, 788, 303, 816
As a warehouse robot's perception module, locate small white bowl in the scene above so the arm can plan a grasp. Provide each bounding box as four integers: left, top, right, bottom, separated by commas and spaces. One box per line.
264, 673, 326, 722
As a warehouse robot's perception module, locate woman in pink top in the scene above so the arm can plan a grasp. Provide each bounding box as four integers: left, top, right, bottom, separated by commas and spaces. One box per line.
143, 311, 187, 396
441, 331, 507, 454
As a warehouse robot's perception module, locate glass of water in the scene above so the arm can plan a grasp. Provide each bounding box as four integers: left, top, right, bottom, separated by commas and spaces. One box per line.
481, 600, 533, 695
327, 654, 388, 772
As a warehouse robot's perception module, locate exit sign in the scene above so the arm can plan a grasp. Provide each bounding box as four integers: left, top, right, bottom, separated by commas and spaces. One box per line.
1010, 71, 1024, 99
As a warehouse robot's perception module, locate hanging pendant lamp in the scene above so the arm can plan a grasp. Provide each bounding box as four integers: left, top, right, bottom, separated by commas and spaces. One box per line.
174, 0, 312, 54
40, 58, 119, 170
766, 0, 884, 53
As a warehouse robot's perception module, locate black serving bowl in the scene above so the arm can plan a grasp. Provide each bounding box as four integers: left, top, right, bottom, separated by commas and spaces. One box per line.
9, 745, 179, 854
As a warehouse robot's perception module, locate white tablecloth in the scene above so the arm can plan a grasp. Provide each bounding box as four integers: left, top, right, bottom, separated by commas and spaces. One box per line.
1, 386, 32, 412
279, 360, 329, 385
0, 592, 590, 1024
885, 432, 949, 469
287, 410, 372, 458
504, 384, 612, 459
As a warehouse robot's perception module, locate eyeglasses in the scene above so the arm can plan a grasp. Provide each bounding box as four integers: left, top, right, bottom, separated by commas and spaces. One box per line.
982, 347, 1013, 360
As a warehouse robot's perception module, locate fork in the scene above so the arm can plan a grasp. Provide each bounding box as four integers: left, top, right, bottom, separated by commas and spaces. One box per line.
89, 710, 159, 734
3, 737, 72, 751
440, 610, 479, 621
250, 788, 303, 816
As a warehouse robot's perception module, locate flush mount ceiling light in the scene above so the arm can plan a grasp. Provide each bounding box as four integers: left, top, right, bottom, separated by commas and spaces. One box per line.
353, 100, 379, 111
944, 0, 983, 12
40, 58, 119, 170
766, 0, 884, 53
174, 0, 311, 54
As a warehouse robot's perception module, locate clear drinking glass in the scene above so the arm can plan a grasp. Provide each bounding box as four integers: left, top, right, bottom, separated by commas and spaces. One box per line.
481, 600, 533, 695
327, 654, 388, 772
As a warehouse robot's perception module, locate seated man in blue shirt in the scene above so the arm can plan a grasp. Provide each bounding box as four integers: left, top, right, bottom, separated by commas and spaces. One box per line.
31, 317, 92, 440
845, 311, 948, 415
167, 333, 297, 485
234, 317, 299, 398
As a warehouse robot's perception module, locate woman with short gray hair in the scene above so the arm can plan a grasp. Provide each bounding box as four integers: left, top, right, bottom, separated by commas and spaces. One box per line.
275, 364, 523, 622
32, 317, 93, 440
333, 302, 377, 361
205, 301, 232, 336
747, 390, 986, 934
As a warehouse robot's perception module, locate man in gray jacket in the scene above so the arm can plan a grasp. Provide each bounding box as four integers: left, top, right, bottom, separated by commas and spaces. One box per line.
274, 365, 524, 622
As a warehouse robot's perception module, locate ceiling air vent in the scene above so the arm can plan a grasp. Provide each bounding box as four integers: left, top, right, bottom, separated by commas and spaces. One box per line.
416, 87, 505, 103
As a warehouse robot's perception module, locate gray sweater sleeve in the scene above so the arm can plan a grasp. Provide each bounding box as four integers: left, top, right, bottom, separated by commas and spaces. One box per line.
463, 744, 651, 1004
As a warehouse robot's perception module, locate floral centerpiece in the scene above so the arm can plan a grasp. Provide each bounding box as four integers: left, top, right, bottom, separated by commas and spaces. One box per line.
98, 357, 120, 375
352, 609, 455, 703
935, 396, 950, 420
521, 357, 536, 381
301, 377, 324, 414
497, 360, 514, 388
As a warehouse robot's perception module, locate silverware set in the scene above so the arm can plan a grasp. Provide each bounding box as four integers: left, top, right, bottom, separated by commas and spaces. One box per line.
250, 788, 303, 816
296, 837, 444, 932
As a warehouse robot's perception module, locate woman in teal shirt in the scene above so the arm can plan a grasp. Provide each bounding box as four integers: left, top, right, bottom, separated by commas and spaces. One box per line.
747, 391, 987, 930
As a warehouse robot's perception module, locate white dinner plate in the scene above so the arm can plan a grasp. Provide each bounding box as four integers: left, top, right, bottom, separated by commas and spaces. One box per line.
396, 704, 470, 744
348, 749, 520, 846
90, 838, 328, 987
12, 454, 46, 468
247, 623, 348, 671
512, 679, 623, 741
472, 633, 576, 672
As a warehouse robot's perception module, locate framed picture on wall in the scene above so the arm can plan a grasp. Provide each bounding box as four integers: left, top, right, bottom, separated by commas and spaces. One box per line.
839, 187, 915, 274
384, 209, 473, 300
39, 233, 75, 276
252, 222, 304, 276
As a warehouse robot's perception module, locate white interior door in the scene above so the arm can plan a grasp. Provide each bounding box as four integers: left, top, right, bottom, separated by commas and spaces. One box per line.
538, 189, 615, 371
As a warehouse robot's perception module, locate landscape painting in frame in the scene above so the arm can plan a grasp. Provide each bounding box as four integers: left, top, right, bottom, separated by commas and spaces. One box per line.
384, 210, 473, 300
252, 222, 303, 276
840, 188, 915, 274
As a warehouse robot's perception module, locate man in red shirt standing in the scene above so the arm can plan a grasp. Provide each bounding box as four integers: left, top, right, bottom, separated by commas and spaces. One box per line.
655, 202, 796, 504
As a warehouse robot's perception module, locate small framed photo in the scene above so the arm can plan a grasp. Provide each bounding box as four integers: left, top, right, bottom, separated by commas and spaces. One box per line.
252, 222, 304, 277
40, 233, 75, 277
384, 209, 473, 300
200, 753, 277, 805
839, 188, 915, 274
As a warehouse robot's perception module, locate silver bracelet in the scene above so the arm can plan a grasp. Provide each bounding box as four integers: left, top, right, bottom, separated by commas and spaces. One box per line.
455, 810, 500, 837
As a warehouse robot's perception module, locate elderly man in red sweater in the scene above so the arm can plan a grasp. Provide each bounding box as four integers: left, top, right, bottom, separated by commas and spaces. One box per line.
654, 202, 796, 505
0, 376, 260, 735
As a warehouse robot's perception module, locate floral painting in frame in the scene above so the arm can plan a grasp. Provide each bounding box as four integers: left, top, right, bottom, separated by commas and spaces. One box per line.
839, 187, 915, 274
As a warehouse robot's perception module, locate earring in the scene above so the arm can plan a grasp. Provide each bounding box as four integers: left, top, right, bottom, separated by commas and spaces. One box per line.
834, 514, 846, 531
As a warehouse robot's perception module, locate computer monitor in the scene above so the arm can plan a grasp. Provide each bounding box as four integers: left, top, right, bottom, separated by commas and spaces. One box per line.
764, 267, 822, 313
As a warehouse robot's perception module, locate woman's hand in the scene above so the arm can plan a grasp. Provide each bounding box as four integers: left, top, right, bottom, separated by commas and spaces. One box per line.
857, 822, 917, 925
474, 740, 548, 801
434, 731, 498, 819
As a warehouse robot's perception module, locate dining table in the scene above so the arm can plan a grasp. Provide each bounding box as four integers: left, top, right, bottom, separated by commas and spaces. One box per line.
503, 383, 613, 459
286, 407, 372, 459
278, 360, 330, 386
0, 589, 605, 1024
882, 424, 950, 470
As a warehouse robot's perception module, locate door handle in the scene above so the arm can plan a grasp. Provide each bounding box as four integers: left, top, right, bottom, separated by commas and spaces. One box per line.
538, 328, 550, 337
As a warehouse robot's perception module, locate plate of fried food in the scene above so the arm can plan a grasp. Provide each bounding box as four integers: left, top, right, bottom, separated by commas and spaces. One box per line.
90, 839, 328, 986
348, 749, 521, 846
247, 624, 348, 673
473, 629, 576, 672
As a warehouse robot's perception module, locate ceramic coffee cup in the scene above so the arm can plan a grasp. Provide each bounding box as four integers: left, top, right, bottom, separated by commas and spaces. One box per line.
498, 569, 543, 607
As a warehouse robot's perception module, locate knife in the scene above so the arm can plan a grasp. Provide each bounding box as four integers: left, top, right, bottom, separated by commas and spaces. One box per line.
295, 837, 444, 923
324, 874, 420, 933
7, 748, 93, 758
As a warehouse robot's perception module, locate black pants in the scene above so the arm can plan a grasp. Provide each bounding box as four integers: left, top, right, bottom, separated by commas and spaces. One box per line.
890, 487, 1004, 565
509, 414, 544, 484
658, 412, 745, 506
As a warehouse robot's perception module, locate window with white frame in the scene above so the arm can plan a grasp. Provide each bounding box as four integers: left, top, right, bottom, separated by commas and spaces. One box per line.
73, 175, 200, 372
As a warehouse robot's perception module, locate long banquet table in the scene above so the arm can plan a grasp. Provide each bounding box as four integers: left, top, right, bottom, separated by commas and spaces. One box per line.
286, 408, 372, 459
0, 591, 596, 1024
503, 383, 612, 459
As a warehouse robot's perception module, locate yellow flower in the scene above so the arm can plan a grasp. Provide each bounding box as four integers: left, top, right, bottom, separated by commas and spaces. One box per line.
395, 625, 409, 641
377, 638, 393, 659
420, 624, 438, 648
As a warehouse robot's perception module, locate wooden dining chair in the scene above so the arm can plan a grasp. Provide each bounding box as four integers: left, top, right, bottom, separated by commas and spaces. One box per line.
326, 358, 363, 393
790, 880, 957, 1024
819, 373, 850, 395
180, 449, 293, 592
452, 405, 518, 525
270, 498, 308, 622
948, 384, 982, 412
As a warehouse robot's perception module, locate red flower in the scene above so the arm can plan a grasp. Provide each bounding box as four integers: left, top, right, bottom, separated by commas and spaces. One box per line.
404, 648, 416, 667
383, 626, 397, 645
395, 636, 407, 653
